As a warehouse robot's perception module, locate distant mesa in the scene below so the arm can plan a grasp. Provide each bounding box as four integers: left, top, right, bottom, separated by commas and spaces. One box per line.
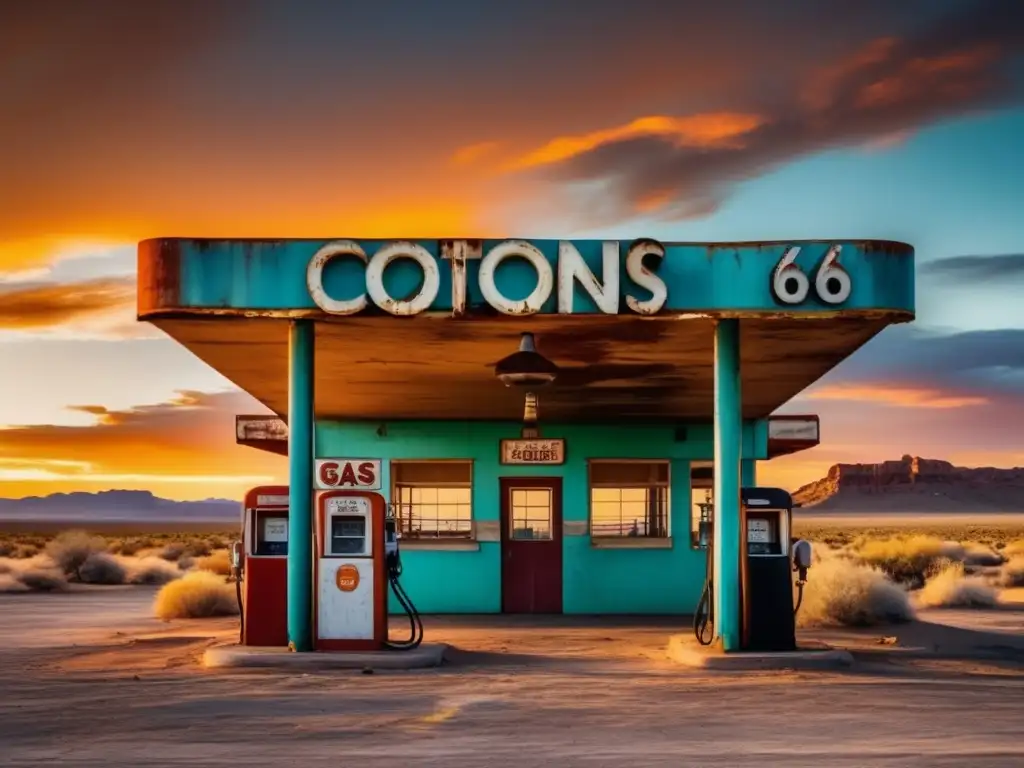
793, 455, 1024, 513
0, 489, 239, 523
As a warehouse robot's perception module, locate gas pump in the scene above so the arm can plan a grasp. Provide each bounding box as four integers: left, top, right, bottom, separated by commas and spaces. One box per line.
233, 485, 290, 647
693, 486, 813, 651
314, 489, 423, 651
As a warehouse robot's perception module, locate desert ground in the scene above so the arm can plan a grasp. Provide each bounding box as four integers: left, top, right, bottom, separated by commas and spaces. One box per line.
2, 520, 1024, 766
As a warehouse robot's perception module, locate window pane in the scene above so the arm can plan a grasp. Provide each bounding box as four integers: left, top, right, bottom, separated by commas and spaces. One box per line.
589, 466, 670, 538
510, 487, 551, 540
392, 461, 473, 539
393, 461, 472, 484
591, 461, 669, 486
525, 490, 549, 507
438, 487, 467, 504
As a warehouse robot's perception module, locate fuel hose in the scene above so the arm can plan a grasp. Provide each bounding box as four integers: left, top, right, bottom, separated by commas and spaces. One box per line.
693, 542, 715, 646
383, 550, 424, 651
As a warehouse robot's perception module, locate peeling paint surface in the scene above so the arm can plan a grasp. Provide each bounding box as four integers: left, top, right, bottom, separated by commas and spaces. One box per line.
139, 238, 915, 319
154, 313, 893, 423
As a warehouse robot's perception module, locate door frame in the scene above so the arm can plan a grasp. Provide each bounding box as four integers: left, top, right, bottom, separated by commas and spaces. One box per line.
499, 476, 564, 614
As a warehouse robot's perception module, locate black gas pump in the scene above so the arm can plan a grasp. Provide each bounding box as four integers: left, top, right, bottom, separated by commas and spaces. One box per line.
693, 487, 812, 651
382, 512, 425, 651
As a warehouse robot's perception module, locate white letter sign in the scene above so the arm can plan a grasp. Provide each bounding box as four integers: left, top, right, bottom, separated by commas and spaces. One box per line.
478, 240, 554, 315
557, 240, 619, 314
314, 458, 382, 490
365, 241, 440, 316
307, 240, 368, 315
625, 239, 667, 315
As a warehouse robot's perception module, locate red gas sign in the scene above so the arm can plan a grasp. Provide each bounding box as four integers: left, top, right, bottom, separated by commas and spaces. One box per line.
314, 458, 382, 490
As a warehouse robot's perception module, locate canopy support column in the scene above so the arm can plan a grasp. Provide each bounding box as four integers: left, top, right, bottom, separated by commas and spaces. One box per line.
713, 319, 742, 652
287, 319, 315, 652
741, 460, 757, 487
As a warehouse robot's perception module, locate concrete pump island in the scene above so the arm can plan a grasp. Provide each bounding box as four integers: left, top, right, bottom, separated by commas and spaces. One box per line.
137, 236, 915, 665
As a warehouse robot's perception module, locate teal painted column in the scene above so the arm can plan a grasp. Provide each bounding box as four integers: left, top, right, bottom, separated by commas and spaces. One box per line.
713, 319, 742, 652
287, 320, 315, 652
741, 460, 756, 487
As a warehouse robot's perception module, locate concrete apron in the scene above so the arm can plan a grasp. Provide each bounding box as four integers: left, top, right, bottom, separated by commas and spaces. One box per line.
666, 634, 854, 670
204, 643, 449, 670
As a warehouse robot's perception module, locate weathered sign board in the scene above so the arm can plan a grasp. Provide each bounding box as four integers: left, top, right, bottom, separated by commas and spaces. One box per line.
500, 438, 566, 465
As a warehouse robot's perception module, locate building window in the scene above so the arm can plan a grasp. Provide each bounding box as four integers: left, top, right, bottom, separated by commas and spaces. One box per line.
589, 461, 670, 538
509, 488, 553, 540
391, 461, 473, 539
690, 461, 713, 548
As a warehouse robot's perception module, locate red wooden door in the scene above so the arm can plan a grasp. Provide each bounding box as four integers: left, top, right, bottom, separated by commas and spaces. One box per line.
500, 477, 563, 614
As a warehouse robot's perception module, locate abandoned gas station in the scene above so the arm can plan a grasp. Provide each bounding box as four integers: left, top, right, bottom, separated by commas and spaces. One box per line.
138, 237, 915, 653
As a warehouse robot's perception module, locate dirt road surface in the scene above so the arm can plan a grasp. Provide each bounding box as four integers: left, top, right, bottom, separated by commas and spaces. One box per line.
2, 587, 1024, 767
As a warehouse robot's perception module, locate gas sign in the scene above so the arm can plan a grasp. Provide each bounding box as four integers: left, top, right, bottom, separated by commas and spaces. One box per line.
314, 458, 382, 490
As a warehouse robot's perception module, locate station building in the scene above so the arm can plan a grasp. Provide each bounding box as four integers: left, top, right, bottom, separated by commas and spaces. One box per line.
138, 237, 914, 647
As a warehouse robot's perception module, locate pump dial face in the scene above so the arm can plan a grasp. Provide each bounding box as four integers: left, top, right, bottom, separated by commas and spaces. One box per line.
747, 518, 771, 543
326, 496, 369, 516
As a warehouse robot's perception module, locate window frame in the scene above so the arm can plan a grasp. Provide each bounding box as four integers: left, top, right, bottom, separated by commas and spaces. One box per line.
587, 459, 672, 543
389, 459, 475, 541
689, 460, 713, 549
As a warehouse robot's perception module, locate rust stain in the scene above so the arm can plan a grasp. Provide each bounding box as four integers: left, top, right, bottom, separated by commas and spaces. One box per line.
236, 415, 288, 442
136, 238, 181, 315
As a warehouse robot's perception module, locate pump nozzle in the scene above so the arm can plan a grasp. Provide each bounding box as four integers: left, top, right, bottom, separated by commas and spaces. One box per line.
791, 539, 812, 583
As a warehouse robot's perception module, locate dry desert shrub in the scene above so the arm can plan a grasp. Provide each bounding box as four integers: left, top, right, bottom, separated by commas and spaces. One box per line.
183, 539, 213, 558
960, 542, 1005, 568
107, 537, 152, 557
797, 556, 914, 628
193, 549, 232, 576
854, 535, 967, 588
997, 557, 1024, 588
917, 561, 999, 609
159, 542, 187, 562
0, 556, 68, 592
153, 570, 239, 620
120, 555, 182, 585
1003, 539, 1024, 557
46, 530, 108, 580
78, 552, 128, 584
0, 573, 28, 593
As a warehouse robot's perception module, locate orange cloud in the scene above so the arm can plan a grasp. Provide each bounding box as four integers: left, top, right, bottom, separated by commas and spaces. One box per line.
855, 45, 1000, 110
0, 277, 135, 330
451, 141, 502, 167
0, 390, 286, 500
507, 113, 765, 170
806, 384, 989, 409
801, 37, 900, 111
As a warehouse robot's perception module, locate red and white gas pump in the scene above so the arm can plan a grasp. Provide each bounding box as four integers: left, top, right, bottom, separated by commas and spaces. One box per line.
314, 490, 389, 650
231, 477, 423, 651
233, 486, 289, 647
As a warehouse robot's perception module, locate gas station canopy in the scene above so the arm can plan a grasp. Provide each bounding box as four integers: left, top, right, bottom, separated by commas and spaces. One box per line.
138, 237, 914, 423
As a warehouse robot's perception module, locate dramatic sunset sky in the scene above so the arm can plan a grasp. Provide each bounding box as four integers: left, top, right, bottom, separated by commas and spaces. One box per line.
2, 0, 1023, 501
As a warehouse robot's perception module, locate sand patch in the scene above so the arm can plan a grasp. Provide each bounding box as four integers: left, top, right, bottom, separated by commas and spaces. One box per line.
57, 634, 221, 675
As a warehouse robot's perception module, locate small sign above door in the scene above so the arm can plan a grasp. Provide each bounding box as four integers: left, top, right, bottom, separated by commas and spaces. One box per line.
500, 439, 566, 465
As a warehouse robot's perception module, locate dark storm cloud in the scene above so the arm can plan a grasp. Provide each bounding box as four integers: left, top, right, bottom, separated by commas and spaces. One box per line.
921, 254, 1024, 282
822, 324, 1024, 395
524, 0, 1024, 221
1, 0, 1020, 244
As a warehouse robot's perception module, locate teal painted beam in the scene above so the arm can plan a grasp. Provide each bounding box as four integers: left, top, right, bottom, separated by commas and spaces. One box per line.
713, 319, 742, 652
143, 238, 915, 317
287, 320, 315, 652
741, 460, 757, 487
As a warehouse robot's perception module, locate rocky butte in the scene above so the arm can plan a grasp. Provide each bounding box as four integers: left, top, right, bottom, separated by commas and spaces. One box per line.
792, 455, 1024, 513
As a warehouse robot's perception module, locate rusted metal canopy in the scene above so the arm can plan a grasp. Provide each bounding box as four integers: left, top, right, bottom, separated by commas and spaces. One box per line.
140, 237, 913, 424
156, 314, 888, 423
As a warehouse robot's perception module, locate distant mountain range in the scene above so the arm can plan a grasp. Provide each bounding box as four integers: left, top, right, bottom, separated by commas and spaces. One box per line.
4, 457, 1023, 524
0, 490, 240, 523
793, 455, 1024, 513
